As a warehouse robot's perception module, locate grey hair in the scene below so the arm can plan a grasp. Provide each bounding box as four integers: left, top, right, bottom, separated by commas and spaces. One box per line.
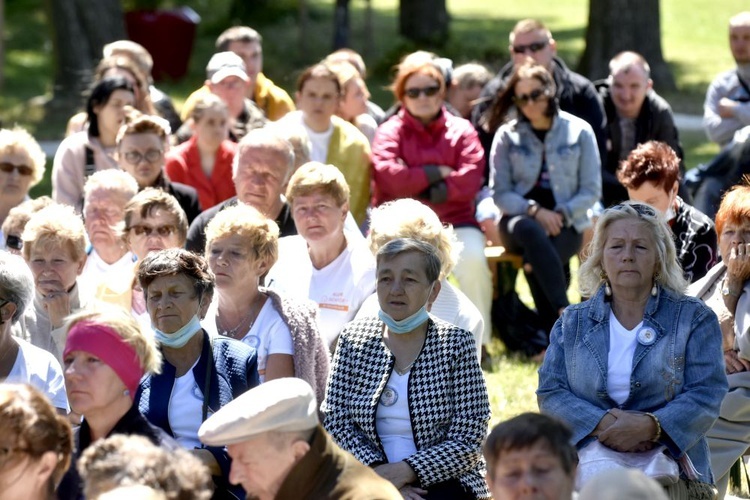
0, 252, 34, 323
232, 127, 295, 184
376, 238, 441, 283
579, 202, 688, 297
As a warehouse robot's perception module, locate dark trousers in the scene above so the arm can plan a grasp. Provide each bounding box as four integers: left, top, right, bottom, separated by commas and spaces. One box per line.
421, 477, 475, 500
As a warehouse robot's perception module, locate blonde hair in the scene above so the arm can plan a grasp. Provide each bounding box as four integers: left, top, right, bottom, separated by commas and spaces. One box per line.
22, 204, 87, 263
729, 11, 750, 28
63, 308, 162, 375
286, 162, 349, 208
368, 199, 461, 280
0, 127, 47, 187
204, 204, 279, 267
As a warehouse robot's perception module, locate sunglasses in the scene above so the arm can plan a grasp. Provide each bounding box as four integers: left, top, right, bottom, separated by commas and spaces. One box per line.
5, 234, 22, 251
610, 202, 657, 219
512, 40, 549, 54
513, 88, 549, 106
404, 85, 441, 99
122, 149, 163, 165
0, 162, 33, 176
130, 224, 177, 237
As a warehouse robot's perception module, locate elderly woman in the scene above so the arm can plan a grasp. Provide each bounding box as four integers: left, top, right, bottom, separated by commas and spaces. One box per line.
372, 51, 492, 351
323, 238, 491, 499
688, 184, 750, 498
117, 111, 201, 223
0, 384, 73, 500
53, 77, 136, 212
16, 204, 88, 365
0, 127, 46, 247
0, 253, 67, 412
134, 248, 259, 497
488, 61, 601, 336
483, 413, 578, 500
355, 198, 485, 360
203, 203, 329, 401
265, 162, 376, 350
618, 141, 716, 283
537, 202, 727, 496
56, 308, 174, 500
165, 94, 237, 210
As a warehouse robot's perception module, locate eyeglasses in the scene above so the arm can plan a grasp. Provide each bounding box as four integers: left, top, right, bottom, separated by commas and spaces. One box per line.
129, 224, 177, 237
610, 202, 657, 219
404, 85, 441, 99
122, 150, 163, 165
0, 162, 33, 176
513, 88, 549, 106
5, 235, 22, 251
512, 40, 549, 54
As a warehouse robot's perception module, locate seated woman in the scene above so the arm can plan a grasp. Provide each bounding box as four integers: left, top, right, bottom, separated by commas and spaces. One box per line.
57, 308, 175, 500
489, 61, 601, 336
323, 238, 490, 499
355, 198, 484, 360
0, 253, 67, 412
53, 77, 136, 212
618, 141, 716, 283
134, 248, 259, 497
538, 202, 727, 496
165, 94, 237, 210
688, 184, 750, 498
371, 51, 492, 351
328, 60, 378, 144
203, 204, 329, 401
0, 127, 46, 246
265, 162, 376, 350
116, 110, 201, 223
16, 204, 89, 365
483, 412, 578, 500
0, 384, 73, 500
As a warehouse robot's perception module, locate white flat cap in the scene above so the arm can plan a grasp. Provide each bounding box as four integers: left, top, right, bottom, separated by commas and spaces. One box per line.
206, 51, 248, 83
199, 377, 318, 446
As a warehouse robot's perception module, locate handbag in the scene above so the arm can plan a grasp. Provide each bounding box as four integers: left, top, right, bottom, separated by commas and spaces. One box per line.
576, 440, 680, 490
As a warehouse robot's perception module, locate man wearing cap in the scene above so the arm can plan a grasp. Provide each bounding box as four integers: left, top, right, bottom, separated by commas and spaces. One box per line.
199, 378, 401, 500
175, 51, 267, 144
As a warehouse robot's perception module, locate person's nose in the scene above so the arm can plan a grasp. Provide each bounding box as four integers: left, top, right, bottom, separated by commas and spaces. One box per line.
228, 463, 245, 486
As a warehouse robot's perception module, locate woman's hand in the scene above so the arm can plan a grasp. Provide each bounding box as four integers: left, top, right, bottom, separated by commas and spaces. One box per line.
399, 485, 428, 500
597, 409, 657, 452
39, 280, 71, 329
374, 461, 418, 489
534, 208, 564, 237
725, 244, 750, 284
590, 410, 617, 438
724, 349, 750, 374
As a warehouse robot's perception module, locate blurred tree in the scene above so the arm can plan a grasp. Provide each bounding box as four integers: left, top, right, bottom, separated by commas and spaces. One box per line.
400, 0, 449, 46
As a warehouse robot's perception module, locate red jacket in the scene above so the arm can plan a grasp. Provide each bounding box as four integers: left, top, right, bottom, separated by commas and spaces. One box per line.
371, 107, 484, 227
165, 136, 237, 210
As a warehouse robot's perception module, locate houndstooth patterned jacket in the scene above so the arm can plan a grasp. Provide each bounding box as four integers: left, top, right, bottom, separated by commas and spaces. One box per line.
322, 315, 491, 499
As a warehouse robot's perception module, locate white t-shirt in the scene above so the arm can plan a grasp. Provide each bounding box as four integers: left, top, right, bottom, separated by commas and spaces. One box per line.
168, 360, 203, 449
79, 249, 135, 302
266, 235, 376, 349
202, 297, 294, 383
607, 311, 641, 405
376, 370, 417, 463
280, 110, 333, 163
6, 338, 68, 411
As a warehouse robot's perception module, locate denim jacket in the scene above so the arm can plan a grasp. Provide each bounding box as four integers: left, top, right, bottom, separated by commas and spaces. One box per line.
490, 110, 601, 232
538, 285, 727, 483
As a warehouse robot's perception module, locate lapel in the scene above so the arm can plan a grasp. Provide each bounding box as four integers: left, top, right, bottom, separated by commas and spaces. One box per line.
583, 288, 613, 384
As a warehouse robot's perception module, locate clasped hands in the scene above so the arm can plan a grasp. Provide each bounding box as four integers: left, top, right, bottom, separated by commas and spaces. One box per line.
593, 408, 658, 452
374, 461, 425, 500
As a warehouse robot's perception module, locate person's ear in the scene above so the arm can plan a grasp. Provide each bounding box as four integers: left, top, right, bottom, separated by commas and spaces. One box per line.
199, 291, 213, 319
646, 78, 654, 91
428, 280, 442, 305
548, 37, 558, 54
76, 255, 87, 276
341, 202, 350, 220
295, 91, 302, 106
290, 439, 311, 461
0, 301, 17, 324
35, 451, 59, 486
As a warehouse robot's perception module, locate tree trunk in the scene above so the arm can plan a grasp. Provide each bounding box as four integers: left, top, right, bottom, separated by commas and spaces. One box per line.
399, 0, 449, 46
579, 0, 675, 91
333, 0, 350, 50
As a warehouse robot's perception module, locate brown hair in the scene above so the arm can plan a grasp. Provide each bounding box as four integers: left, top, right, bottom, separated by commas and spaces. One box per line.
391, 52, 445, 102
123, 188, 189, 246
137, 248, 215, 301
616, 141, 680, 192
296, 63, 341, 95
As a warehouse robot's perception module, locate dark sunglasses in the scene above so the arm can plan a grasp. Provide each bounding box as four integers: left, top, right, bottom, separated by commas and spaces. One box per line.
130, 224, 177, 237
0, 162, 33, 176
610, 202, 657, 219
512, 40, 549, 54
5, 234, 22, 251
122, 149, 163, 165
404, 85, 441, 99
513, 88, 549, 106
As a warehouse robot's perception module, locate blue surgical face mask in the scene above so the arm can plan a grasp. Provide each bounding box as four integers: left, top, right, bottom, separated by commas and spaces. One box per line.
154, 313, 203, 348
378, 283, 434, 335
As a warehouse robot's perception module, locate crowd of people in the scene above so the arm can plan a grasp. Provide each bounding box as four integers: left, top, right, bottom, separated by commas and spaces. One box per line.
1, 10, 750, 500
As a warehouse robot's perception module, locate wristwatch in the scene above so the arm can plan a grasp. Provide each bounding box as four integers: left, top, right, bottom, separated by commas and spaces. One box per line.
722, 279, 741, 298
527, 200, 540, 217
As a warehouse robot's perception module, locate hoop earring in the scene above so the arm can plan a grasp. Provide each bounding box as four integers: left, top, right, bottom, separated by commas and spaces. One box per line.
651, 271, 661, 297
600, 270, 612, 297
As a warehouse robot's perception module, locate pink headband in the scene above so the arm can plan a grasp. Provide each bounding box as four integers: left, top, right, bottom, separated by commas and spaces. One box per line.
63, 321, 144, 399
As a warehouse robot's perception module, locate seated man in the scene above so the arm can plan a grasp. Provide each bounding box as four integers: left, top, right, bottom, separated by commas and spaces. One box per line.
447, 62, 493, 120
596, 51, 685, 207
198, 378, 401, 500
181, 26, 294, 122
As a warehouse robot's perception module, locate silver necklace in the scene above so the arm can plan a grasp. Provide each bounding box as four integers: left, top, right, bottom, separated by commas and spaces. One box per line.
217, 295, 262, 340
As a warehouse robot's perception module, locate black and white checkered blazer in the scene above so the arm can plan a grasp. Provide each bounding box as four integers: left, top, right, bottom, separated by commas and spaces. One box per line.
322, 315, 491, 499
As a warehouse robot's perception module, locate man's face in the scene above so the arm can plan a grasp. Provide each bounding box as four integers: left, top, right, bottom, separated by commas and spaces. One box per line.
228, 40, 263, 85
510, 29, 556, 70
730, 24, 750, 64
233, 145, 288, 218
610, 65, 652, 119
227, 433, 305, 499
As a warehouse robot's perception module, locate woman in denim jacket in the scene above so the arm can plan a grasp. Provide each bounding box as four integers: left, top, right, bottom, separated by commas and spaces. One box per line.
538, 203, 727, 498
488, 62, 601, 335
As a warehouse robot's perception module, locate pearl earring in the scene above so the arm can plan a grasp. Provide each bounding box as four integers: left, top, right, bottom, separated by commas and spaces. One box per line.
600, 270, 612, 297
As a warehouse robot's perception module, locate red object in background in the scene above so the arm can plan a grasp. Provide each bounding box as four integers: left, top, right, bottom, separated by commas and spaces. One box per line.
124, 7, 201, 82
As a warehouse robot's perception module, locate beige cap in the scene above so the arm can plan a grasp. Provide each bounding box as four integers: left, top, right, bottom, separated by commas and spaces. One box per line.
198, 377, 318, 446
206, 51, 248, 83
